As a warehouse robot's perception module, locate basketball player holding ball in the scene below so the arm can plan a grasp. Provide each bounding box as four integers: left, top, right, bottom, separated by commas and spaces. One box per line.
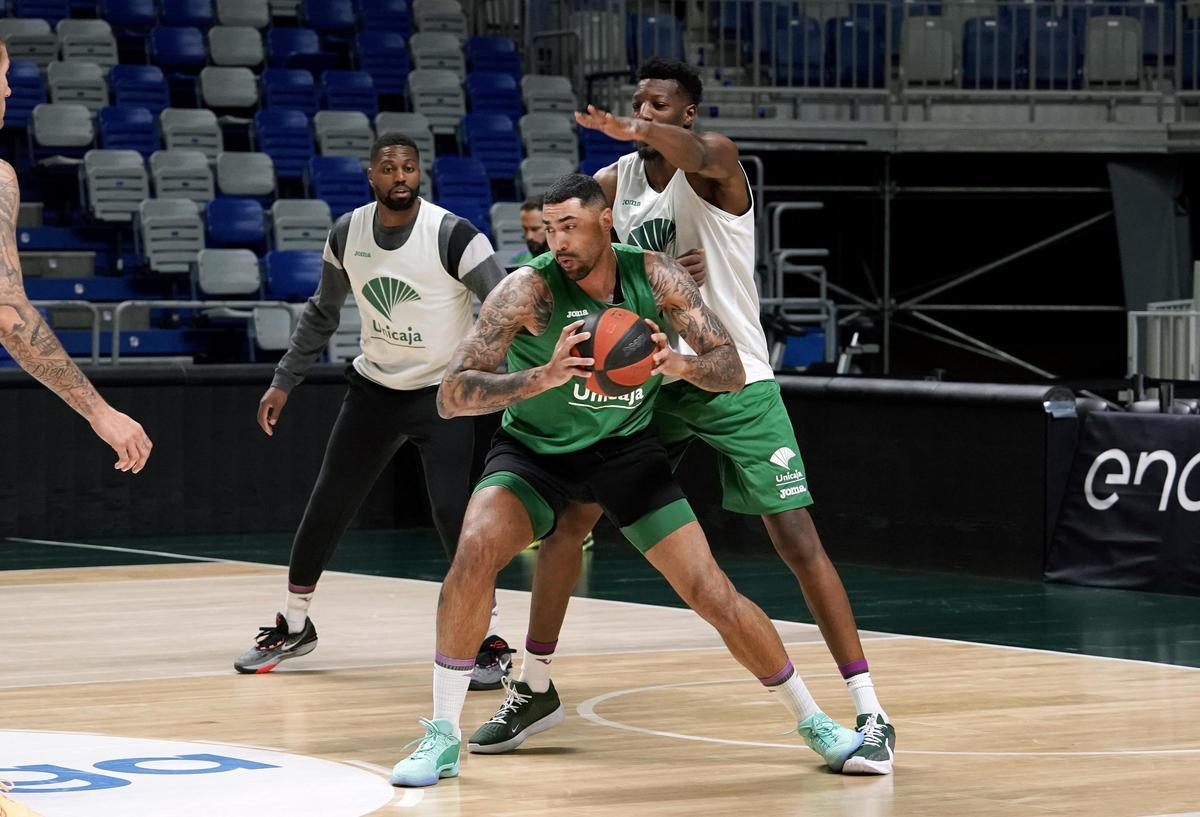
388, 173, 862, 787
475, 58, 896, 775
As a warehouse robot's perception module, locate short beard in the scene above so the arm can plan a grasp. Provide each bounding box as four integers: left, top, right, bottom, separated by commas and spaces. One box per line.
375, 183, 419, 212
636, 142, 659, 159
526, 239, 548, 256
558, 258, 595, 281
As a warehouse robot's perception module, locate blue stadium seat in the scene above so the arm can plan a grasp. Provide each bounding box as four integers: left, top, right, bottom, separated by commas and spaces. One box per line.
14, 0, 69, 25
432, 156, 492, 206
629, 14, 687, 65
102, 0, 159, 28
465, 36, 522, 79
150, 26, 209, 73
772, 17, 823, 85
260, 68, 319, 115
580, 129, 632, 163
161, 0, 216, 28
264, 249, 323, 300
304, 0, 357, 36
5, 61, 47, 130
1126, 0, 1174, 64
825, 16, 887, 88
254, 108, 315, 181
434, 196, 490, 236
355, 31, 411, 96
1182, 17, 1199, 88
322, 70, 379, 117
359, 0, 414, 37
961, 17, 1021, 89
1031, 17, 1082, 88
267, 27, 324, 69
459, 113, 522, 181
306, 155, 370, 218
98, 105, 160, 157
466, 71, 523, 119
109, 64, 171, 114
206, 196, 267, 248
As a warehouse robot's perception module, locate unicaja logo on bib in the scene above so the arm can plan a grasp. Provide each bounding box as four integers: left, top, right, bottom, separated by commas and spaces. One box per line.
362, 276, 420, 321
626, 218, 677, 255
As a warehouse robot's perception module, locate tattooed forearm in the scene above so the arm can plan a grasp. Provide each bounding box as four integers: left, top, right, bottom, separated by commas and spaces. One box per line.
0, 301, 104, 418
647, 251, 745, 392
437, 270, 556, 417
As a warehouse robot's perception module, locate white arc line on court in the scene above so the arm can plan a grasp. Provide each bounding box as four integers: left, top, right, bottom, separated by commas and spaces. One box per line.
576, 678, 1200, 758
344, 761, 424, 809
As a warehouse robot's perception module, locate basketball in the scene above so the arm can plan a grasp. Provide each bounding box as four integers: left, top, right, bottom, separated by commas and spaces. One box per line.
575, 307, 657, 397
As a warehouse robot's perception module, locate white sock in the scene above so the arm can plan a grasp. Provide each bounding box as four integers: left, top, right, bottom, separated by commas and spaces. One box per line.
764, 662, 820, 724
488, 596, 500, 638
846, 672, 886, 719
519, 644, 555, 694
284, 589, 313, 634
432, 660, 474, 738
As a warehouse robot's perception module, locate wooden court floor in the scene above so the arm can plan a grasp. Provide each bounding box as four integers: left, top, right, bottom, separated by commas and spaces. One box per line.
2, 556, 1199, 817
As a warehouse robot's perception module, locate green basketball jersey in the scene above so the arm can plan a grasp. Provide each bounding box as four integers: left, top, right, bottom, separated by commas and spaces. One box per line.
501, 244, 662, 454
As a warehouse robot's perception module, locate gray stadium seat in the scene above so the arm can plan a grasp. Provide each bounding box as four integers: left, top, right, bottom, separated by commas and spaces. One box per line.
269, 0, 302, 20
374, 112, 435, 172
216, 151, 277, 197
1086, 16, 1142, 85
519, 156, 575, 198
521, 75, 577, 114
208, 26, 265, 68
271, 199, 332, 251
328, 304, 362, 362
519, 113, 578, 163
413, 0, 468, 39
47, 61, 109, 112
407, 70, 467, 135
82, 149, 149, 223
901, 17, 956, 85
199, 66, 260, 109
252, 304, 298, 351
57, 20, 119, 73
138, 198, 204, 274
31, 103, 95, 153
0, 19, 58, 69
161, 108, 224, 160
489, 201, 525, 258
313, 110, 375, 161
216, 0, 270, 28
410, 32, 467, 79
197, 248, 262, 295
150, 149, 215, 203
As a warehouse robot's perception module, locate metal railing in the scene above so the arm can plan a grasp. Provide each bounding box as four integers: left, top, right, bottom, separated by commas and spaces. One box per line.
110, 300, 295, 364
526, 0, 1184, 106
1128, 309, 1200, 380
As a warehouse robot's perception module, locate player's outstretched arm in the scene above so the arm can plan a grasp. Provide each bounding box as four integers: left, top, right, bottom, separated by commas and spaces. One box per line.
645, 251, 744, 393
0, 161, 152, 472
437, 269, 594, 418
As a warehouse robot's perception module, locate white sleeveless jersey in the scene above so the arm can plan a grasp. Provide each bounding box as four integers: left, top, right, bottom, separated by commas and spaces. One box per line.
335, 200, 475, 390
612, 152, 773, 384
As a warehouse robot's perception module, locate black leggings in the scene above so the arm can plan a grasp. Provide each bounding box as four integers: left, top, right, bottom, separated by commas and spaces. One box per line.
287, 369, 474, 590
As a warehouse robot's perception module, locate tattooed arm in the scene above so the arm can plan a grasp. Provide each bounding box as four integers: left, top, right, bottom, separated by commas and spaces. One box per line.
645, 251, 745, 393
0, 160, 153, 472
437, 268, 594, 418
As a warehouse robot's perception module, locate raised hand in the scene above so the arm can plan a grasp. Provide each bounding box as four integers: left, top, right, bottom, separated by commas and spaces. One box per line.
574, 105, 643, 142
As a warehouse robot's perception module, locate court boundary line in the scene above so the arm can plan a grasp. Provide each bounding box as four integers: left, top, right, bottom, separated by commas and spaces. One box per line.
575, 678, 1200, 758
4, 535, 1198, 675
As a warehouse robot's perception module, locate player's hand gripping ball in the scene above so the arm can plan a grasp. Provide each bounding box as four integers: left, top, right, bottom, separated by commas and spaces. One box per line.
574, 307, 656, 397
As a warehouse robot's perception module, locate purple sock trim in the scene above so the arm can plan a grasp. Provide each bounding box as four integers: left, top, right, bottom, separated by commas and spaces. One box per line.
759, 660, 794, 687
839, 660, 869, 679
287, 582, 316, 594
434, 652, 475, 671
525, 636, 558, 656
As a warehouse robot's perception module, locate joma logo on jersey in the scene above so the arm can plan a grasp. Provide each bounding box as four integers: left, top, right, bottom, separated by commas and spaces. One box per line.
371, 320, 425, 348
622, 199, 641, 207
626, 218, 677, 255
566, 309, 590, 318
779, 484, 808, 499
362, 276, 420, 321
354, 250, 372, 258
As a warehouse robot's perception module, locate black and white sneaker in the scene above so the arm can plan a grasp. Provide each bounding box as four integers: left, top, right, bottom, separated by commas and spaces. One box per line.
842, 713, 896, 775
233, 613, 318, 674
469, 635, 516, 690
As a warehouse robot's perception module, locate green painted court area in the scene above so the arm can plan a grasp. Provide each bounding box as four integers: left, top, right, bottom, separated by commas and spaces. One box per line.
5, 530, 1200, 669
